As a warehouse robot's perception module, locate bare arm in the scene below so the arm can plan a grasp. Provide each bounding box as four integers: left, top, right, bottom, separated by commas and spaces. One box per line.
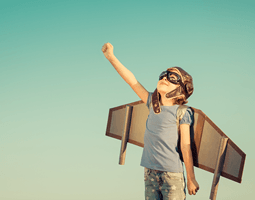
180, 124, 200, 195
101, 43, 149, 103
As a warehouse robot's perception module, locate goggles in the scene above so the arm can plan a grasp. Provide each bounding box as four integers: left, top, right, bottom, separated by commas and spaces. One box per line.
159, 71, 181, 84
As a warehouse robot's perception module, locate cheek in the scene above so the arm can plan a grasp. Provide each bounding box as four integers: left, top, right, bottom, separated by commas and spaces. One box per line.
170, 85, 179, 93
171, 84, 178, 90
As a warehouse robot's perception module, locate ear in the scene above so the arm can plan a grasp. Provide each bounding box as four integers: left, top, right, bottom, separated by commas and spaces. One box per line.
185, 83, 194, 96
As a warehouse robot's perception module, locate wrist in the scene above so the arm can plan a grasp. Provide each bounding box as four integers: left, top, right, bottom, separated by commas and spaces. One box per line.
187, 176, 196, 182
107, 54, 115, 61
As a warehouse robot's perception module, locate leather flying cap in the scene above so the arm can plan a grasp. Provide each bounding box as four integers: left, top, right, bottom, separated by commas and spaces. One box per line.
152, 67, 194, 114
166, 67, 194, 100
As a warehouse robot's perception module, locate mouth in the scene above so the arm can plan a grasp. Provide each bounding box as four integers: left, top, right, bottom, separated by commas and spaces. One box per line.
160, 81, 168, 86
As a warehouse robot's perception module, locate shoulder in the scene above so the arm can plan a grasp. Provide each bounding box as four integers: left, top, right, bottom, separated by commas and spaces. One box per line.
179, 106, 193, 125
146, 92, 154, 108
177, 105, 189, 118
177, 105, 192, 114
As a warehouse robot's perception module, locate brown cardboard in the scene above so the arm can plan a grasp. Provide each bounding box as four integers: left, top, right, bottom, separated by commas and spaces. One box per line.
106, 101, 246, 183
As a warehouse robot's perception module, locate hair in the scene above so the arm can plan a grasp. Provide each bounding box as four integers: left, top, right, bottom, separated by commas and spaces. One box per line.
173, 95, 188, 105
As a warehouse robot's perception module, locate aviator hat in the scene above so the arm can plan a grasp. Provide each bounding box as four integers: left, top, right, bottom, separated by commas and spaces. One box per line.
151, 67, 194, 114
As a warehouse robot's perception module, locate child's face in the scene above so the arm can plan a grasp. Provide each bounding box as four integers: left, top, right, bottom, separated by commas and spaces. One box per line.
157, 69, 181, 95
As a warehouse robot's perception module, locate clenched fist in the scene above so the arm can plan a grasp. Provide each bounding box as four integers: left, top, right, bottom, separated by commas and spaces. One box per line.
187, 178, 200, 195
101, 43, 114, 60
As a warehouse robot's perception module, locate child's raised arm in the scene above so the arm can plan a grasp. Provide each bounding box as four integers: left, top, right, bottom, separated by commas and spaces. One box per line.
101, 43, 149, 103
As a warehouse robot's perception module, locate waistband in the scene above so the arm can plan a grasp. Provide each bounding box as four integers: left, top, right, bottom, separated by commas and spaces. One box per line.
145, 167, 184, 178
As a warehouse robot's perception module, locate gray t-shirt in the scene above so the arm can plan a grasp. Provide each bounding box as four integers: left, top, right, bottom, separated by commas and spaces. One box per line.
140, 92, 193, 172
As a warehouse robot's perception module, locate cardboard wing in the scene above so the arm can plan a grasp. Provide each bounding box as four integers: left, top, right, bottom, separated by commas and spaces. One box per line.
106, 100, 246, 183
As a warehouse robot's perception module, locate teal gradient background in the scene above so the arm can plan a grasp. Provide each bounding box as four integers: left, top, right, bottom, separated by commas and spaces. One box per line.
0, 0, 254, 199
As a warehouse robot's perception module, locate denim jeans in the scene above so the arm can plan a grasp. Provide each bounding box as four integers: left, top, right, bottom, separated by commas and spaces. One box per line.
144, 167, 186, 200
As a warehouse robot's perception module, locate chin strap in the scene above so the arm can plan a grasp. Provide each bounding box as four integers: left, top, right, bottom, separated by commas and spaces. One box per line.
165, 86, 183, 99
151, 89, 161, 114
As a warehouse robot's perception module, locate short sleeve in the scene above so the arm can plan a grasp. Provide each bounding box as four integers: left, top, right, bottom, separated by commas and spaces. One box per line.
146, 92, 153, 109
180, 107, 193, 125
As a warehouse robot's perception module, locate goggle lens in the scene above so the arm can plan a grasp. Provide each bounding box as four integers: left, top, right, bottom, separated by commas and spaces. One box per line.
159, 71, 181, 84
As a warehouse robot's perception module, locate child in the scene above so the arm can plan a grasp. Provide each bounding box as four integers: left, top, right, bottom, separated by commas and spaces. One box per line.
102, 43, 199, 200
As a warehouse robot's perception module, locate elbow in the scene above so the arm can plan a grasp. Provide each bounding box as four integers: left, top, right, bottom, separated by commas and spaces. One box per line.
181, 144, 191, 152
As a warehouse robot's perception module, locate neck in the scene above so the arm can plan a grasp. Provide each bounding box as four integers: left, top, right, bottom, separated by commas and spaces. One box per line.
160, 93, 175, 106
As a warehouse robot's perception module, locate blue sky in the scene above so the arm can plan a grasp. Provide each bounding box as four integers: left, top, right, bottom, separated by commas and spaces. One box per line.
0, 0, 254, 199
